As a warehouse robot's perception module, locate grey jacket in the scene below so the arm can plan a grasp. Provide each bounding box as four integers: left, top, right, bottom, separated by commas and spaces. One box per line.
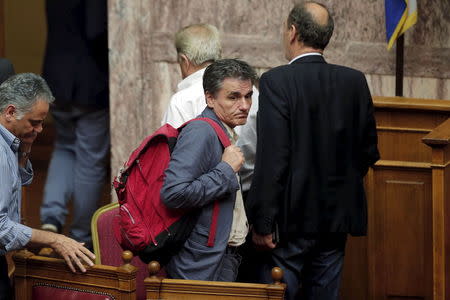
161, 107, 240, 281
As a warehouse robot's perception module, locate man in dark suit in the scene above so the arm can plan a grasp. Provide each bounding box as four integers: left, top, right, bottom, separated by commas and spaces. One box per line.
40, 0, 109, 249
0, 58, 15, 84
246, 2, 379, 299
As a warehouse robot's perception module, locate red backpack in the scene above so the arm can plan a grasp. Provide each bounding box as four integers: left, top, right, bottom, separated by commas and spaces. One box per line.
112, 118, 230, 264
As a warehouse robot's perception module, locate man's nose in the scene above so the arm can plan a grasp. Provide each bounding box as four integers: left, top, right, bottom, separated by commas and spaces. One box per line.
35, 124, 43, 133
239, 98, 251, 111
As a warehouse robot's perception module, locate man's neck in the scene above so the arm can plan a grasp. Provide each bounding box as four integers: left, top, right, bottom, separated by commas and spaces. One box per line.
288, 47, 323, 61
0, 117, 12, 134
183, 62, 211, 79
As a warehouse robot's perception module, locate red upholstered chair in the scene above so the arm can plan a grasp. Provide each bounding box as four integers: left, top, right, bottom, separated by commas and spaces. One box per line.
91, 202, 149, 300
13, 249, 137, 300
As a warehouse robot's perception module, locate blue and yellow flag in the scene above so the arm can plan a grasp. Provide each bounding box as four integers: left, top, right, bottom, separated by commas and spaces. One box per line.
385, 0, 418, 49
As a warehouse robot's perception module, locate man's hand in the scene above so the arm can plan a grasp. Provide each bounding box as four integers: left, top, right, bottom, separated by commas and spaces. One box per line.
252, 228, 277, 250
29, 229, 96, 273
49, 234, 96, 273
222, 145, 244, 172
18, 142, 32, 167
19, 141, 32, 154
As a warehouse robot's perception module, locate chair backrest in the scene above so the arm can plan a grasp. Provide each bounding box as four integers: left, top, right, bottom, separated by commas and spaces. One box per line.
13, 249, 137, 300
144, 261, 286, 300
91, 202, 149, 300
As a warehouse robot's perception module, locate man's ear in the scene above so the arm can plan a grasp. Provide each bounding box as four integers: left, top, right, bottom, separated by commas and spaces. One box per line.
205, 92, 215, 108
178, 54, 190, 78
179, 54, 189, 66
289, 24, 297, 44
4, 104, 17, 122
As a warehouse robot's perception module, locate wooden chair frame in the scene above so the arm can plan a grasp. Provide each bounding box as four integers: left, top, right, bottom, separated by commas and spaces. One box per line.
144, 261, 286, 300
13, 249, 137, 300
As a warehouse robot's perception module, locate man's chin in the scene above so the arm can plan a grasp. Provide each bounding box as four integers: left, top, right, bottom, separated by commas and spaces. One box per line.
234, 119, 248, 127
20, 136, 37, 144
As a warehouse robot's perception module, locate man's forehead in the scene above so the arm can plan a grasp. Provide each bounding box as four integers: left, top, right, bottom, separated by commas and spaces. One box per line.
25, 99, 49, 117
221, 78, 253, 91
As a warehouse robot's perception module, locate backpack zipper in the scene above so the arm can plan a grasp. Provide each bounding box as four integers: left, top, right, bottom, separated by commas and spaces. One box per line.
121, 205, 135, 224
136, 160, 150, 186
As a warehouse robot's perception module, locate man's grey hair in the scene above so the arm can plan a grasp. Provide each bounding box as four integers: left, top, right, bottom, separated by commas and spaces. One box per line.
175, 23, 221, 66
0, 73, 54, 119
203, 59, 258, 96
288, 2, 334, 50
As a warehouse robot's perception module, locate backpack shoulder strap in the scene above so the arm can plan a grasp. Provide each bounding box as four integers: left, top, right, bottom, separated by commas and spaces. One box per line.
178, 117, 231, 148
178, 117, 233, 247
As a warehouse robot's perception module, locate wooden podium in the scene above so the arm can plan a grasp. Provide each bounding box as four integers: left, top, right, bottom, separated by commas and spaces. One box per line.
341, 96, 450, 300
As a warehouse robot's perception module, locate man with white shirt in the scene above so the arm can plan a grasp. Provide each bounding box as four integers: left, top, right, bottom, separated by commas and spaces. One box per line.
246, 2, 379, 299
161, 23, 258, 201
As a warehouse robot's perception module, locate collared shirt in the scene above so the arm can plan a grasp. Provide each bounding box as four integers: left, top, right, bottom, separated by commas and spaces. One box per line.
161, 67, 259, 192
289, 52, 323, 64
0, 123, 33, 255
161, 68, 207, 127
221, 122, 249, 247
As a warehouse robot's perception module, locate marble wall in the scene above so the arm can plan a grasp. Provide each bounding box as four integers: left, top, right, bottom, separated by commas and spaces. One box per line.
108, 0, 450, 175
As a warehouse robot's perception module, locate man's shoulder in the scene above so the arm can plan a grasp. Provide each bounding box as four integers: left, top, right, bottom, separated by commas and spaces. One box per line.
262, 64, 290, 77
169, 81, 205, 106
0, 58, 13, 69
328, 63, 365, 77
262, 62, 366, 83
181, 118, 218, 138
0, 140, 12, 169
177, 118, 222, 153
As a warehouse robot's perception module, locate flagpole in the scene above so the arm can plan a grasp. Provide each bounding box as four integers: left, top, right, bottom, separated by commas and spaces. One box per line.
395, 34, 404, 96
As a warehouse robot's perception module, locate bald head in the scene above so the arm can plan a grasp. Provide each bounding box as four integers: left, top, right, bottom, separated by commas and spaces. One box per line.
287, 1, 334, 50
304, 2, 329, 26
175, 24, 221, 66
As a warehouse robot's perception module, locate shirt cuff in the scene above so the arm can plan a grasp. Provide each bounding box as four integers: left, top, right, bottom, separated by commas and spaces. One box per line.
4, 223, 32, 252
216, 161, 240, 191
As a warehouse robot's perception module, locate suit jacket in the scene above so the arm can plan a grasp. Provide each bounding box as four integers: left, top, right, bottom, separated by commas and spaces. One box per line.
43, 0, 108, 108
161, 107, 239, 280
0, 58, 15, 85
247, 55, 379, 239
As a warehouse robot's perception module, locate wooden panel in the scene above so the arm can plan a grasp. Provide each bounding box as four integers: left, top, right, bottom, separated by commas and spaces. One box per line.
387, 297, 424, 300
422, 120, 450, 300
373, 97, 450, 113
340, 236, 368, 300
0, 0, 4, 56
445, 166, 450, 299
385, 180, 425, 295
375, 110, 449, 131
371, 167, 432, 300
342, 98, 449, 300
13, 250, 138, 300
377, 130, 432, 162
3, 0, 46, 73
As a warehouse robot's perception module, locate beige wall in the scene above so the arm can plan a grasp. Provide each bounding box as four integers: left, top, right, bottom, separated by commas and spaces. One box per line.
4, 0, 46, 74
108, 0, 450, 177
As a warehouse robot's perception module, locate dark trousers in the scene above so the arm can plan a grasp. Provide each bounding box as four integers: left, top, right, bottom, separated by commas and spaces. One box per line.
237, 233, 272, 283
0, 256, 11, 300
258, 233, 347, 300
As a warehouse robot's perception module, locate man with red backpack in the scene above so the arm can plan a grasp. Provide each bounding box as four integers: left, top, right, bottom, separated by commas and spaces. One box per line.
160, 59, 257, 281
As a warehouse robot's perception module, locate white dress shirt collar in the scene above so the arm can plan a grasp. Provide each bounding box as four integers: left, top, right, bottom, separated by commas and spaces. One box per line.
289, 52, 323, 64
177, 68, 206, 91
